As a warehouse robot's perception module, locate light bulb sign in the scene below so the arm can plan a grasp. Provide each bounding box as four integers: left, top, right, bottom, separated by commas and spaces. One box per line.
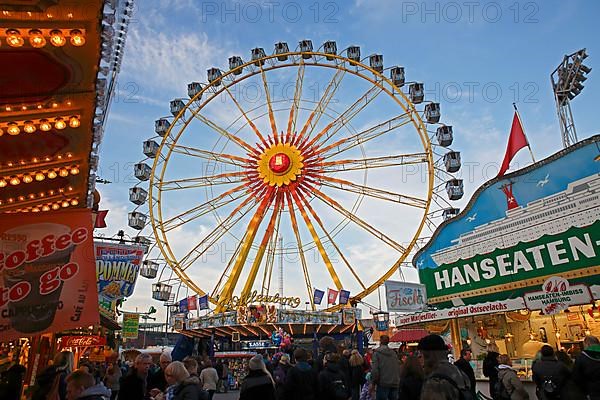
524, 276, 592, 315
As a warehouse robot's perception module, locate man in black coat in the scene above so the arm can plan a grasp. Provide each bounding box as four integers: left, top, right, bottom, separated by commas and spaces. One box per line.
532, 345, 570, 399
483, 345, 500, 398
454, 348, 476, 395
318, 352, 349, 400
147, 352, 171, 393
572, 335, 600, 399
282, 348, 319, 400
117, 354, 153, 400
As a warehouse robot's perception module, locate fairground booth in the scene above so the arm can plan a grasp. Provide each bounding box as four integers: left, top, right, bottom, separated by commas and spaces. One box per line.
396, 135, 600, 395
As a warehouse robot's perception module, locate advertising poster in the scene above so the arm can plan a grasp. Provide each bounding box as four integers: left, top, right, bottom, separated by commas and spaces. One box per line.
122, 313, 139, 338
0, 209, 99, 342
95, 242, 143, 300
414, 136, 600, 307
384, 280, 427, 312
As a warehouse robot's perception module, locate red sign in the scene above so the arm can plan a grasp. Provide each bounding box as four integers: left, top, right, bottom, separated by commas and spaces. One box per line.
60, 335, 106, 348
0, 209, 99, 342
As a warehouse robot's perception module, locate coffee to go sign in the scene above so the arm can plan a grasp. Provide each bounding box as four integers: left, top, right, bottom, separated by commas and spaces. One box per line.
524, 276, 592, 315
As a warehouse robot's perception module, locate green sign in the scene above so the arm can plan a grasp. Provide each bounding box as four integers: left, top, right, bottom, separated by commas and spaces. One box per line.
122, 313, 139, 339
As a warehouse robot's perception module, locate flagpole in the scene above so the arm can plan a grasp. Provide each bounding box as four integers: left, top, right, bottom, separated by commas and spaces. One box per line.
513, 103, 536, 163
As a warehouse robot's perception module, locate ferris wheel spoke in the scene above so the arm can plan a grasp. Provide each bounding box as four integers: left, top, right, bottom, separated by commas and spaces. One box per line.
170, 144, 252, 168
287, 62, 305, 143
160, 171, 248, 191
296, 191, 367, 291
161, 183, 248, 232
211, 229, 244, 299
295, 67, 346, 146
315, 153, 428, 173
261, 201, 283, 297
240, 193, 284, 299
222, 85, 269, 148
285, 192, 316, 311
216, 187, 277, 312
303, 183, 406, 253
300, 85, 383, 152
259, 66, 278, 141
312, 113, 412, 160
316, 175, 428, 209
189, 107, 259, 155
289, 190, 343, 290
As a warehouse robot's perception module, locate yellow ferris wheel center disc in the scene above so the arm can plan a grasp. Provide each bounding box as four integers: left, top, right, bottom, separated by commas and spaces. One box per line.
257, 143, 304, 187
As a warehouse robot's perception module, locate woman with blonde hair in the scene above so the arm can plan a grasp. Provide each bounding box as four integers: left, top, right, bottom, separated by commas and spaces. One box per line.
349, 350, 366, 400
240, 355, 275, 400
160, 361, 203, 400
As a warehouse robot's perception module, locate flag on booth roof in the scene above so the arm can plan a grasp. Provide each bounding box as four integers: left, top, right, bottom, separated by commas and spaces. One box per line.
187, 296, 197, 311
94, 210, 109, 228
327, 288, 339, 305
178, 298, 188, 313
313, 289, 325, 305
498, 110, 534, 177
198, 295, 209, 310
339, 290, 350, 305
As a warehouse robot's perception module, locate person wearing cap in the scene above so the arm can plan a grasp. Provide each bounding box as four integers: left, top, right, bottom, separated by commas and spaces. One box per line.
370, 335, 400, 400
418, 334, 472, 400
240, 355, 276, 400
273, 353, 292, 397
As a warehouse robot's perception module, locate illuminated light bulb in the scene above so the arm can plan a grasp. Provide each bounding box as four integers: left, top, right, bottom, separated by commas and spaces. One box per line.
54, 118, 66, 130
23, 121, 36, 133
67, 153, 73, 158
8, 198, 14, 203
47, 170, 58, 179
0, 179, 7, 188
42, 205, 50, 212
555, 332, 561, 339
22, 174, 33, 184
5, 106, 11, 111
48, 190, 55, 195
28, 194, 35, 199
39, 192, 45, 197
21, 106, 27, 110
69, 116, 80, 128
37, 104, 43, 109
585, 329, 591, 336
0, 128, 3, 136
59, 169, 69, 177
49, 30, 66, 47
35, 172, 45, 181
28, 29, 46, 48
52, 203, 60, 210
39, 119, 52, 131
7, 122, 20, 136
18, 196, 24, 201
58, 188, 64, 193
69, 29, 85, 46
62, 200, 69, 208
9, 176, 20, 185
6, 29, 24, 47
32, 207, 40, 212
32, 158, 38, 163
67, 186, 73, 191
51, 102, 58, 108
70, 199, 79, 206
70, 166, 80, 175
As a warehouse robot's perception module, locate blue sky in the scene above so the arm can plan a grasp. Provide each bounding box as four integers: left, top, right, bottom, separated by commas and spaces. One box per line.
97, 0, 600, 319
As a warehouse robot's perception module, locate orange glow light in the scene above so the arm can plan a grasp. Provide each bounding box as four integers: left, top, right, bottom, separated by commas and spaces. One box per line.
70, 29, 85, 46
6, 29, 24, 47
49, 30, 66, 47
54, 118, 66, 130
28, 29, 46, 48
69, 116, 80, 128
23, 121, 36, 133
9, 176, 20, 186
39, 119, 52, 131
22, 174, 33, 184
7, 122, 20, 136
47, 170, 58, 179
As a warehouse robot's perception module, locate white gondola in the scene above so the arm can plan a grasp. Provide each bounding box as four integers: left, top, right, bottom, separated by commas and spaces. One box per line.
155, 118, 170, 137
187, 82, 202, 98
347, 46, 360, 62
275, 42, 289, 61
134, 163, 152, 181
228, 56, 243, 74
425, 102, 441, 123
207, 68, 222, 86
443, 151, 461, 173
436, 125, 453, 147
409, 83, 424, 104
299, 40, 313, 59
445, 179, 464, 200
390, 66, 405, 87
369, 54, 383, 73
324, 41, 337, 60
128, 211, 147, 230
143, 140, 159, 158
170, 99, 185, 116
134, 235, 152, 253
140, 260, 159, 279
152, 282, 172, 301
251, 47, 266, 66
129, 187, 148, 205
442, 207, 460, 220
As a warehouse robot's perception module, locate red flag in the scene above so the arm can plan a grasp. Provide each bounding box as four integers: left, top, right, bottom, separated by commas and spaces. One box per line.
94, 210, 109, 228
187, 296, 197, 311
327, 288, 339, 305
498, 112, 529, 177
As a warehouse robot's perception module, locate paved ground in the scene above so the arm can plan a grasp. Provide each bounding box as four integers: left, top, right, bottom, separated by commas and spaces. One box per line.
213, 390, 240, 400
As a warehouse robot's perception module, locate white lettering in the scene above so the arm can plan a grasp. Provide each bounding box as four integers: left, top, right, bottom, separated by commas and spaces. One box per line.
435, 269, 450, 290
568, 234, 596, 261
547, 240, 569, 265
497, 254, 512, 276
480, 258, 496, 279
513, 250, 533, 273
526, 245, 546, 269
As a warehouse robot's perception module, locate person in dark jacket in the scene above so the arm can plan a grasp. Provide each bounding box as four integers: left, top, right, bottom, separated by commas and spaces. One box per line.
148, 352, 171, 393
240, 355, 276, 400
281, 348, 318, 400
318, 352, 349, 400
455, 348, 476, 396
371, 335, 400, 400
0, 363, 26, 400
316, 336, 338, 373
532, 345, 570, 400
117, 353, 152, 400
573, 335, 600, 400
66, 370, 111, 400
273, 354, 292, 398
339, 349, 352, 393
483, 344, 501, 399
163, 361, 203, 400
398, 355, 424, 399
348, 350, 366, 400
32, 350, 74, 400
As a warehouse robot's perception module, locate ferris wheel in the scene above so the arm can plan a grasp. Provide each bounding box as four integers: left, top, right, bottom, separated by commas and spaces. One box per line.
128, 40, 463, 312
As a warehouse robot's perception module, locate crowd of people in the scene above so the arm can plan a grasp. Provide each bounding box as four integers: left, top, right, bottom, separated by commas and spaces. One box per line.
9, 333, 600, 400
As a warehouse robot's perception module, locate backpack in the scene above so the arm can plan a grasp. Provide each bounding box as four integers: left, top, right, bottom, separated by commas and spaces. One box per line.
494, 374, 512, 400
332, 378, 349, 400
429, 373, 476, 400
541, 377, 559, 399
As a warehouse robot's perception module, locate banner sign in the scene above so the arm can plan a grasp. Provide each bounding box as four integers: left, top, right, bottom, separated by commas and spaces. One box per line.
414, 136, 600, 306
198, 295, 209, 310
313, 289, 324, 305
384, 281, 427, 312
95, 242, 143, 300
395, 298, 526, 326
122, 313, 139, 338
524, 276, 592, 315
339, 290, 350, 305
0, 209, 99, 342
241, 340, 274, 350
60, 335, 106, 348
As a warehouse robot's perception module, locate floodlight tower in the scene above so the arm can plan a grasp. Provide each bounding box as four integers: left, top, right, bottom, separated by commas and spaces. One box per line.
551, 48, 592, 148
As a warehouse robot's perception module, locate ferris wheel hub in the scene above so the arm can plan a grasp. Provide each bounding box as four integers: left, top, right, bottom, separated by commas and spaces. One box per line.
257, 142, 304, 187
269, 153, 291, 174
